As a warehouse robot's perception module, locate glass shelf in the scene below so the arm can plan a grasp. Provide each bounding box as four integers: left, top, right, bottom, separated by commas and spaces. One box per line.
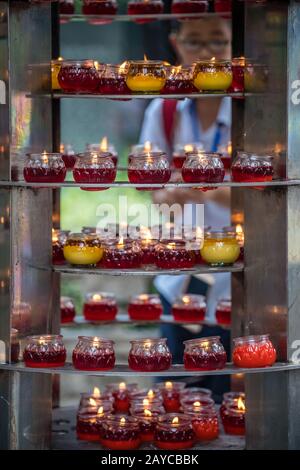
30, 91, 245, 100
53, 263, 244, 276
0, 180, 297, 189
60, 12, 229, 23
0, 362, 297, 377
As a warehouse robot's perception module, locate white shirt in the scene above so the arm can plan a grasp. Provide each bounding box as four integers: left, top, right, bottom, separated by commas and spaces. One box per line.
139, 97, 232, 323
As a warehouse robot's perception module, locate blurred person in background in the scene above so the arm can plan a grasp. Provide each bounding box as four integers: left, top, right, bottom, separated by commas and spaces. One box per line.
139, 16, 232, 400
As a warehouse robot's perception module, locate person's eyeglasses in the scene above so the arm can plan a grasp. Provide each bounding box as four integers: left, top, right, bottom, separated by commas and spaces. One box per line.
178, 39, 230, 53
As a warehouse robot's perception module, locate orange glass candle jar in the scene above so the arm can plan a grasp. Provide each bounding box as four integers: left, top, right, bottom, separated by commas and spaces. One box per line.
101, 416, 141, 450
231, 152, 273, 183
52, 229, 70, 265
233, 334, 277, 368
60, 296, 76, 323
172, 142, 203, 169
105, 382, 138, 413
128, 338, 172, 372
193, 60, 232, 92
128, 151, 171, 189
73, 151, 117, 191
222, 399, 245, 435
132, 408, 162, 441
183, 337, 227, 371
216, 298, 231, 326
172, 294, 206, 322
72, 336, 115, 371
154, 414, 195, 450
126, 60, 166, 93
63, 233, 103, 266
155, 239, 196, 270
58, 60, 101, 93
157, 381, 186, 413
189, 408, 219, 441
102, 238, 142, 269
83, 292, 118, 321
23, 335, 66, 368
200, 230, 240, 266
128, 294, 163, 321
182, 152, 225, 186
127, 0, 163, 23
24, 152, 66, 183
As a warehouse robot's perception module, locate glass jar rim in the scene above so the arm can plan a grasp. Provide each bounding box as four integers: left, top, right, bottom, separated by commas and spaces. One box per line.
236, 151, 273, 161
217, 298, 232, 306
26, 152, 63, 159
205, 230, 236, 239
104, 414, 139, 424
77, 336, 115, 344
173, 294, 206, 306
233, 334, 270, 344
223, 391, 245, 401
131, 408, 163, 417
181, 395, 215, 406
157, 413, 192, 426
158, 238, 186, 245
130, 337, 167, 344
26, 334, 63, 341
157, 381, 186, 390
130, 293, 161, 302
76, 151, 114, 159
80, 392, 113, 400
128, 60, 165, 66
105, 382, 138, 391
183, 336, 221, 346
67, 232, 100, 240
85, 292, 116, 299
133, 151, 167, 159
77, 410, 110, 420
195, 59, 232, 66
60, 59, 101, 67
186, 152, 222, 160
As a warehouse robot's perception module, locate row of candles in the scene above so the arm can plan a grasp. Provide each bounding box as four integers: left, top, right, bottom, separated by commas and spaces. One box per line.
22, 333, 277, 370
75, 383, 245, 449
58, 0, 233, 20
22, 149, 274, 187
53, 225, 244, 268
51, 56, 267, 95
61, 293, 231, 325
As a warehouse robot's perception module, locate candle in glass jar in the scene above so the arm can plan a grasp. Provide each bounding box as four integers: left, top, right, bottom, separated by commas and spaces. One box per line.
102, 238, 142, 269
172, 143, 203, 169
220, 392, 245, 423
63, 233, 103, 266
231, 152, 273, 183
127, 0, 164, 24
215, 298, 231, 326
60, 143, 77, 170
73, 151, 117, 191
182, 152, 225, 186
60, 296, 76, 323
82, 0, 118, 16
128, 338, 172, 372
128, 294, 163, 321
98, 62, 130, 95
171, 0, 208, 15
79, 388, 114, 409
162, 66, 196, 95
126, 59, 166, 93
101, 416, 141, 450
154, 414, 195, 450
76, 406, 109, 441
193, 59, 232, 92
132, 408, 162, 441
139, 236, 158, 265
52, 229, 70, 265
87, 137, 118, 166
233, 334, 277, 368
58, 60, 101, 94
72, 336, 115, 371
105, 382, 138, 413
155, 239, 196, 270
229, 57, 245, 93
222, 398, 246, 435
172, 295, 206, 322
24, 152, 66, 183
157, 381, 186, 413
128, 151, 171, 190
23, 335, 66, 368
183, 337, 227, 371
189, 408, 219, 441
83, 292, 118, 321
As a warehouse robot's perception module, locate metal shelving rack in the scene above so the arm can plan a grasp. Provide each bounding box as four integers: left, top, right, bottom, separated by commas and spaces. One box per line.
0, 0, 300, 450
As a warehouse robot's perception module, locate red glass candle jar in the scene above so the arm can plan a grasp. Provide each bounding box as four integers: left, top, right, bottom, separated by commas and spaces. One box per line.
130, 399, 164, 415
182, 152, 225, 187
79, 390, 114, 409
72, 336, 115, 371
157, 381, 186, 413
128, 152, 171, 190
128, 338, 172, 372
217, 141, 232, 169
23, 335, 66, 368
60, 296, 76, 323
171, 0, 208, 15
83, 292, 118, 321
216, 298, 231, 326
101, 416, 141, 450
155, 239, 196, 270
154, 414, 195, 450
105, 382, 138, 413
233, 334, 277, 368
172, 294, 206, 322
162, 66, 196, 95
11, 329, 20, 363
128, 294, 163, 321
77, 407, 109, 441
129, 388, 163, 405
127, 0, 163, 23
181, 395, 215, 413
231, 152, 274, 183
59, 0, 75, 15
98, 63, 130, 96
220, 392, 245, 423
183, 337, 227, 371
222, 400, 245, 435
60, 143, 76, 170
189, 408, 219, 441
214, 0, 232, 13
52, 229, 69, 265
58, 60, 101, 93
138, 238, 158, 265
172, 143, 203, 169
87, 140, 118, 167
193, 60, 232, 92
82, 0, 118, 18
73, 152, 116, 191
24, 152, 66, 183
63, 233, 103, 266
229, 57, 245, 93
130, 142, 162, 161
132, 408, 162, 441
102, 238, 142, 269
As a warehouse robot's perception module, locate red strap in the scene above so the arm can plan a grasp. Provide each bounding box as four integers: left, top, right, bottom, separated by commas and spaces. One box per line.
162, 99, 178, 148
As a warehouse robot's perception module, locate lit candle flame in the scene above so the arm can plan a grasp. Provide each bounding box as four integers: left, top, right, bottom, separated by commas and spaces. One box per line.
39, 337, 46, 346
144, 409, 152, 417
92, 294, 102, 302
211, 57, 216, 62
144, 54, 148, 62
119, 382, 126, 391
182, 295, 191, 305
100, 136, 108, 152
89, 398, 97, 407
58, 57, 63, 62
60, 143, 65, 153
93, 61, 99, 71
227, 141, 232, 156
91, 152, 98, 165
184, 144, 194, 153
93, 387, 101, 397
193, 401, 201, 408
237, 397, 246, 411
147, 389, 154, 399
274, 142, 282, 155
172, 416, 179, 425
120, 417, 126, 426
143, 398, 150, 406
144, 341, 152, 349
166, 242, 176, 250
117, 237, 124, 248
165, 381, 173, 389
139, 294, 149, 301
144, 141, 152, 152
52, 228, 58, 243
97, 406, 104, 416
42, 150, 48, 164
119, 61, 127, 75
235, 224, 244, 245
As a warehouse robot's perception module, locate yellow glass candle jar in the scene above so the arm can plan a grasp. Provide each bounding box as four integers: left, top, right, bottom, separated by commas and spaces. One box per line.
200, 231, 240, 266
126, 60, 166, 93
63, 233, 103, 266
193, 60, 232, 92
51, 58, 63, 90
